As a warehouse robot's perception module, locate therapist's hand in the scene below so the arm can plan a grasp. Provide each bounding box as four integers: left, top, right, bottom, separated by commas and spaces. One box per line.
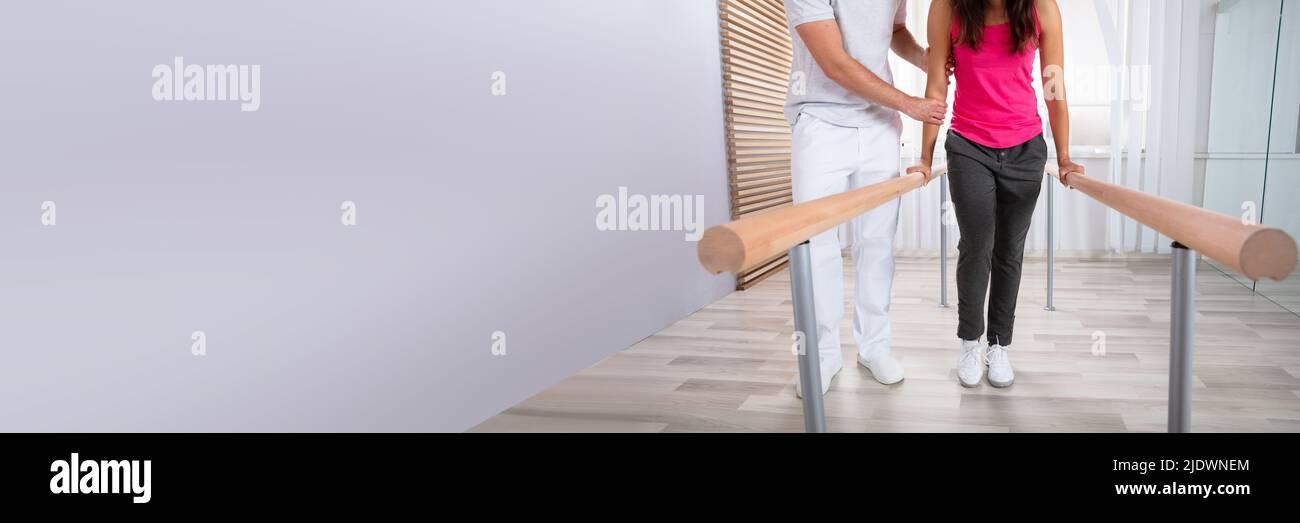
902, 96, 947, 125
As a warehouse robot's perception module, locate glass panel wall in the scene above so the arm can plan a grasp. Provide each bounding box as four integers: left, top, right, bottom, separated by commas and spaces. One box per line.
1200, 0, 1282, 290
1256, 0, 1300, 313
1202, 0, 1299, 315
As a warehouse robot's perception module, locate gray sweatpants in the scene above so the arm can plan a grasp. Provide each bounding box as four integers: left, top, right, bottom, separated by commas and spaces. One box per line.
946, 131, 1048, 346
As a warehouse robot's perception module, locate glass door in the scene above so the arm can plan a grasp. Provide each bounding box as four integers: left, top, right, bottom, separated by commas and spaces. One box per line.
1256, 0, 1300, 314
1200, 0, 1285, 294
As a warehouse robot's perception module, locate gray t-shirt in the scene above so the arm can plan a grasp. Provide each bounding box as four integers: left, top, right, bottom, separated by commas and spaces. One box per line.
784, 0, 907, 128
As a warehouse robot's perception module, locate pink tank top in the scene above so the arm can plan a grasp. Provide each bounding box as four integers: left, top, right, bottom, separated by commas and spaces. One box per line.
949, 9, 1043, 149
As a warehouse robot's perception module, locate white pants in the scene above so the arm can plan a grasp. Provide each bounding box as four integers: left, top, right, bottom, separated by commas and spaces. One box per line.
790, 113, 901, 364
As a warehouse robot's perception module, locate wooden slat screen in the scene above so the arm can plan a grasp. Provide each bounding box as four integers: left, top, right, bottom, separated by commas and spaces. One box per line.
719, 0, 794, 290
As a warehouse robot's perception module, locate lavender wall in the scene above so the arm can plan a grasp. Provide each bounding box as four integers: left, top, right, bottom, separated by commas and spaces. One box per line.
0, 0, 733, 431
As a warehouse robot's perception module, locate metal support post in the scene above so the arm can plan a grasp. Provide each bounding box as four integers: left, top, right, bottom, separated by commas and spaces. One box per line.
1045, 172, 1056, 311
940, 175, 950, 308
789, 241, 827, 433
1168, 242, 1197, 433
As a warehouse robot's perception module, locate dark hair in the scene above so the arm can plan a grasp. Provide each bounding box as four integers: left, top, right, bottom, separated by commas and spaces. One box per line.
953, 0, 1038, 53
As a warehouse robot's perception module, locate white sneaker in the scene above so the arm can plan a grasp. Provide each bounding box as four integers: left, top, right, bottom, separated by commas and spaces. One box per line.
795, 356, 843, 398
987, 344, 1015, 388
957, 340, 984, 387
857, 351, 905, 385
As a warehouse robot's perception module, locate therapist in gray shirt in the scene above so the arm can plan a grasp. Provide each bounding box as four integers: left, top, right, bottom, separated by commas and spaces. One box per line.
785, 0, 943, 398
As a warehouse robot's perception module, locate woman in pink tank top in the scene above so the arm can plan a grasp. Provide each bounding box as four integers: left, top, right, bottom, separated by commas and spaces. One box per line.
911, 0, 1084, 388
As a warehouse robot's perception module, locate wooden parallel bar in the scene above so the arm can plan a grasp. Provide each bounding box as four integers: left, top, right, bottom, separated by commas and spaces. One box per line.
700, 168, 948, 275
1048, 165, 1297, 281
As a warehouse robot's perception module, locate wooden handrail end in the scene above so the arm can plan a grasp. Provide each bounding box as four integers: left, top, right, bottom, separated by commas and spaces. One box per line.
1239, 227, 1299, 282
698, 224, 746, 275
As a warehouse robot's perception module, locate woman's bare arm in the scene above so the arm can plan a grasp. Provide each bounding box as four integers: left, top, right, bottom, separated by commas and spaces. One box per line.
1038, 0, 1085, 184
910, 0, 954, 183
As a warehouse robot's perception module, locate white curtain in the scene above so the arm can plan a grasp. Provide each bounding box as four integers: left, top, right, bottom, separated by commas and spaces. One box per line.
1104, 0, 1203, 254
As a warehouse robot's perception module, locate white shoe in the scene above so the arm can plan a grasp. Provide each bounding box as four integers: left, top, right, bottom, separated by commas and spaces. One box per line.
957, 340, 984, 387
857, 351, 904, 385
987, 344, 1015, 388
795, 355, 843, 398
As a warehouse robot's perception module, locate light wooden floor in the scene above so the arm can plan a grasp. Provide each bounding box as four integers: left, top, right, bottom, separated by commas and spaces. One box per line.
1253, 273, 1300, 316
473, 256, 1300, 433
